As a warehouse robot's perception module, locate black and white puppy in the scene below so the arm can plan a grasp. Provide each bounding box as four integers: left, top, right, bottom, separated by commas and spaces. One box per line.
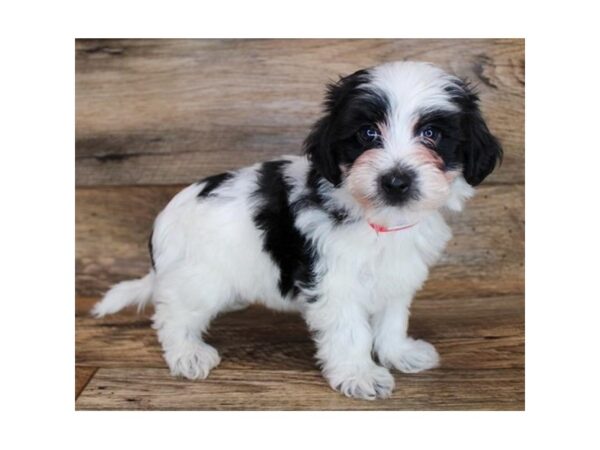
93, 61, 502, 400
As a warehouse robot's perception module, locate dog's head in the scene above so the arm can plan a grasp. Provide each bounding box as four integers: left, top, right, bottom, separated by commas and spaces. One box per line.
304, 61, 502, 227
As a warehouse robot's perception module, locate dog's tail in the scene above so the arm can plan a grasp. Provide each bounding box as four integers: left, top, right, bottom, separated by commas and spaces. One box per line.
91, 271, 155, 318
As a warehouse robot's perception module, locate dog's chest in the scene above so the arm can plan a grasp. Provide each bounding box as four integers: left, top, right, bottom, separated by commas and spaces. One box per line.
316, 222, 446, 308
363, 233, 431, 294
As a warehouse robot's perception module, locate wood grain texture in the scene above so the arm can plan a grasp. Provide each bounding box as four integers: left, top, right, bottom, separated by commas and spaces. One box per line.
76, 295, 524, 372
75, 366, 97, 399
76, 39, 524, 186
75, 39, 525, 410
76, 367, 523, 411
76, 184, 524, 298
76, 295, 523, 410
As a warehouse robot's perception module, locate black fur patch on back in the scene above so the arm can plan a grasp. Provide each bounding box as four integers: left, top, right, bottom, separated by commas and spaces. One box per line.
197, 172, 234, 197
252, 160, 316, 298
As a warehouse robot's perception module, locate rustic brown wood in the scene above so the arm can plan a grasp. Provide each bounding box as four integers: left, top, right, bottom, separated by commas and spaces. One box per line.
75, 185, 180, 295
76, 39, 524, 186
76, 295, 524, 372
76, 184, 523, 298
76, 293, 523, 409
75, 39, 525, 410
75, 367, 524, 411
75, 366, 97, 399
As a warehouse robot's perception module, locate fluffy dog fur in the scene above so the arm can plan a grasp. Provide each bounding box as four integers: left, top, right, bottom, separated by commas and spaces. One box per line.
92, 61, 502, 400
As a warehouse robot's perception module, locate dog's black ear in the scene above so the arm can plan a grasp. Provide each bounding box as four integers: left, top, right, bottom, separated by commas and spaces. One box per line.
303, 115, 341, 186
304, 69, 371, 186
456, 83, 503, 186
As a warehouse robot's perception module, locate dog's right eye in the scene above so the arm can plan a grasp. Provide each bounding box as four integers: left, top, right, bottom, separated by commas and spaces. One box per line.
357, 125, 382, 146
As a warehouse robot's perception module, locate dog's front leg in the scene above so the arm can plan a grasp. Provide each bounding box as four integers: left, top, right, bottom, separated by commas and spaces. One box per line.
372, 297, 440, 373
305, 299, 395, 400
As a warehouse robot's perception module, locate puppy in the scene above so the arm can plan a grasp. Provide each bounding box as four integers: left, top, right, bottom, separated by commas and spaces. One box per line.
92, 61, 502, 400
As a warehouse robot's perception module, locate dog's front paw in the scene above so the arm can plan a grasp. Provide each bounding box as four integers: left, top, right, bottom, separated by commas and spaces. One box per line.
379, 337, 440, 373
326, 364, 395, 400
165, 342, 221, 380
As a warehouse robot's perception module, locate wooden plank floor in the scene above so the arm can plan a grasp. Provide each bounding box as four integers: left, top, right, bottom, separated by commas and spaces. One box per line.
75, 39, 524, 410
76, 295, 524, 410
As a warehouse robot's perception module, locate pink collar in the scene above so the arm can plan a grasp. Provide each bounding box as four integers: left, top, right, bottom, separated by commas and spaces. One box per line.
368, 222, 417, 233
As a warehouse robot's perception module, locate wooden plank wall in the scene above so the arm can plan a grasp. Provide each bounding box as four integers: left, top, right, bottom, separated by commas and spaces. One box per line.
76, 39, 523, 186
75, 39, 524, 410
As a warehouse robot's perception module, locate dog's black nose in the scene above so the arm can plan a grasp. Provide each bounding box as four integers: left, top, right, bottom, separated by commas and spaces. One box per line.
379, 170, 416, 205
380, 171, 412, 195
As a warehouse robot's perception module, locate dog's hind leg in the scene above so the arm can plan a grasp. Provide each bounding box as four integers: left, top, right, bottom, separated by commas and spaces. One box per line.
152, 304, 221, 380
151, 268, 231, 380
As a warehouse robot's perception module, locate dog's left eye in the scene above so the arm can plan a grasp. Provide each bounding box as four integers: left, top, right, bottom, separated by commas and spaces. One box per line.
357, 125, 382, 145
419, 126, 442, 144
